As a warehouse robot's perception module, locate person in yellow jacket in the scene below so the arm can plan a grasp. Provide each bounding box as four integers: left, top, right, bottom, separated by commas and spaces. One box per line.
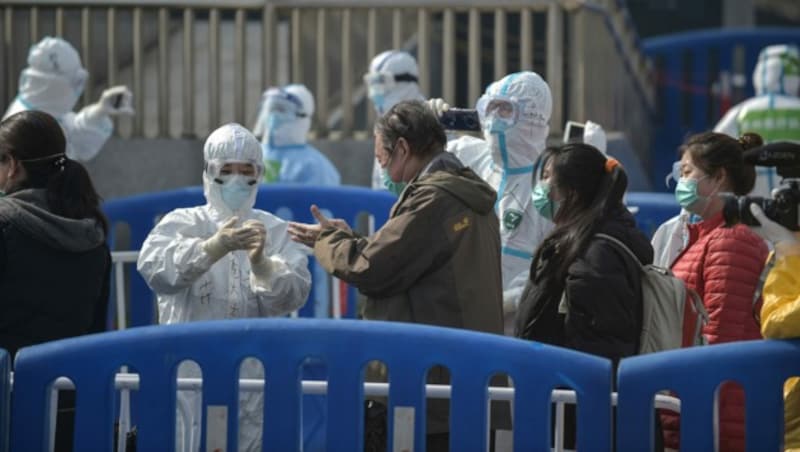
749, 203, 800, 451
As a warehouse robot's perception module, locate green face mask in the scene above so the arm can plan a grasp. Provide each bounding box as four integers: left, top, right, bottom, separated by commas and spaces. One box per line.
381, 167, 407, 196
531, 181, 559, 220
675, 176, 711, 212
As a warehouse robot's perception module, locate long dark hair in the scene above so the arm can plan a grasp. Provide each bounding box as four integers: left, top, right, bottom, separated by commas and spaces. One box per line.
0, 110, 108, 233
533, 143, 628, 280
680, 131, 760, 195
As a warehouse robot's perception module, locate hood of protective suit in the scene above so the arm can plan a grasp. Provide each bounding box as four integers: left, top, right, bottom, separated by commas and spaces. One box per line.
254, 84, 313, 148
16, 37, 87, 118
203, 123, 264, 218
753, 44, 800, 97
367, 50, 425, 115
0, 188, 104, 252
480, 71, 552, 170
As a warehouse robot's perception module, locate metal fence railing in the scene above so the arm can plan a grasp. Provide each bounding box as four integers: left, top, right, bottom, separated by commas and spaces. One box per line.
29, 373, 680, 452
1, 0, 654, 154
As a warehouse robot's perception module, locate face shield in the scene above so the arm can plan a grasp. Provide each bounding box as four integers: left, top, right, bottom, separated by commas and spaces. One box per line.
476, 94, 522, 133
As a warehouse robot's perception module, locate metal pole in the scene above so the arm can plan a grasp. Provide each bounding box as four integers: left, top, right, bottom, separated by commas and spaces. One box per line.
442, 8, 455, 104
546, 2, 564, 133
291, 9, 302, 84
341, 8, 353, 136
416, 9, 430, 96
494, 9, 507, 81
55, 7, 64, 36
107, 8, 116, 87
132, 7, 143, 136
315, 9, 328, 135
468, 8, 481, 105
234, 8, 246, 125
520, 8, 533, 71
158, 7, 170, 137
392, 8, 402, 49
81, 7, 93, 106
182, 8, 194, 137
209, 8, 220, 129
262, 3, 275, 92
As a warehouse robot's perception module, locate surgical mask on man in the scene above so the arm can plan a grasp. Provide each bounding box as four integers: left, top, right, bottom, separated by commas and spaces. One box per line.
381, 167, 406, 196
218, 175, 255, 212
531, 182, 559, 220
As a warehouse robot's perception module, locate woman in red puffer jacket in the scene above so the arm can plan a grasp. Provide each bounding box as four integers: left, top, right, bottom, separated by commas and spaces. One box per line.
660, 131, 768, 452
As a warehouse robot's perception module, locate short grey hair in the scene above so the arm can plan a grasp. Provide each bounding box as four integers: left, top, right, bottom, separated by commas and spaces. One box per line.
374, 100, 447, 157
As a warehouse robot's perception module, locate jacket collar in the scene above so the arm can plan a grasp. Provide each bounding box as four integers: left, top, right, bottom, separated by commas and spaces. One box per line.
688, 210, 725, 239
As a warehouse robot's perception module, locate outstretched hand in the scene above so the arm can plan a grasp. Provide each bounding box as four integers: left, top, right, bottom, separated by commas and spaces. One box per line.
287, 205, 351, 247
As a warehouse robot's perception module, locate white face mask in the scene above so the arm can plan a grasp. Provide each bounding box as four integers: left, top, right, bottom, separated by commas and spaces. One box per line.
216, 174, 256, 212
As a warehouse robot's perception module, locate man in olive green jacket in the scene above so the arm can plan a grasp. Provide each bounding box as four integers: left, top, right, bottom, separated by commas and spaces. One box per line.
288, 100, 507, 445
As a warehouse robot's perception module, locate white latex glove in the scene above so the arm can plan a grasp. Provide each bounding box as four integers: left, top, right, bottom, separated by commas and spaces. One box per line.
87, 86, 135, 120
202, 217, 261, 262
242, 219, 273, 280
749, 203, 800, 257
426, 98, 450, 117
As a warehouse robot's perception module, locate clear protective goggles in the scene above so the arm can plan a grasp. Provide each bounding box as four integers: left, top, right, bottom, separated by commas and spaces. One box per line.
263, 88, 307, 118
476, 94, 521, 129
363, 71, 418, 92
205, 158, 264, 183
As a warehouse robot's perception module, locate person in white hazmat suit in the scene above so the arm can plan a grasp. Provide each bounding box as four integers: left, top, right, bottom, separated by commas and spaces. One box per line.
3, 36, 133, 162
434, 71, 554, 335
715, 44, 800, 198
364, 50, 426, 190
252, 84, 340, 186
136, 123, 311, 452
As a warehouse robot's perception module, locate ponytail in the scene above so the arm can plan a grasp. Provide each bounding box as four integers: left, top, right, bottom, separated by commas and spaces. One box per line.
45, 158, 108, 234
0, 110, 108, 234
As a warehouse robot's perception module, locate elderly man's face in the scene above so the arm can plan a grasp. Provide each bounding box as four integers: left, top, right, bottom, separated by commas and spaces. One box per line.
374, 133, 391, 169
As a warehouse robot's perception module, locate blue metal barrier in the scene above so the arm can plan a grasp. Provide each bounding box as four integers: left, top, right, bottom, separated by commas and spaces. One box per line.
626, 191, 680, 239
103, 185, 397, 327
10, 318, 613, 451
643, 27, 800, 190
617, 339, 800, 451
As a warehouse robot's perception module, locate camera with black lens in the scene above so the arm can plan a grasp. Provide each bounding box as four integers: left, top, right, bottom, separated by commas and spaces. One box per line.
722, 142, 800, 231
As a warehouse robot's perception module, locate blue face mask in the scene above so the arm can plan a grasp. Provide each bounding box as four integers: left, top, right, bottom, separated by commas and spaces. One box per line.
531, 182, 559, 220
267, 111, 293, 132
219, 176, 254, 212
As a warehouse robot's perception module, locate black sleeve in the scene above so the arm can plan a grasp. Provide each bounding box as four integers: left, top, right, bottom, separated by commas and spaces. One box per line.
89, 245, 111, 333
0, 227, 5, 280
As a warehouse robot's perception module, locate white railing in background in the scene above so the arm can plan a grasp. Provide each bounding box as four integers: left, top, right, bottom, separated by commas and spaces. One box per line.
15, 372, 680, 452
0, 0, 654, 152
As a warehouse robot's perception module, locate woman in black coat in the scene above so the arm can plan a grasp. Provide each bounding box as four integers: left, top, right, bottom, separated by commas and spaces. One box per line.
0, 110, 111, 451
516, 143, 659, 451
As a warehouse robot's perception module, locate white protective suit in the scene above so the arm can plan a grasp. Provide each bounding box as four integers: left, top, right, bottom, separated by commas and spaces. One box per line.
364, 50, 426, 190
252, 84, 340, 186
714, 44, 800, 197
448, 71, 554, 335
2, 36, 133, 162
137, 123, 311, 452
